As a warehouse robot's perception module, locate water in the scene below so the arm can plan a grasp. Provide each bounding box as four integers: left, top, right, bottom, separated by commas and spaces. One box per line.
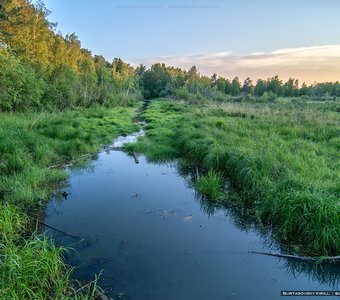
111, 128, 144, 148
44, 136, 339, 299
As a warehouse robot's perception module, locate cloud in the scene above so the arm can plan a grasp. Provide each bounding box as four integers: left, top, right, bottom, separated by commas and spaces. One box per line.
129, 45, 340, 84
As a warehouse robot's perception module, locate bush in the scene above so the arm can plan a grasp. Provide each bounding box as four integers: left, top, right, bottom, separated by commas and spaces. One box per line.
0, 49, 46, 111
175, 87, 190, 100
45, 65, 79, 110
261, 91, 277, 102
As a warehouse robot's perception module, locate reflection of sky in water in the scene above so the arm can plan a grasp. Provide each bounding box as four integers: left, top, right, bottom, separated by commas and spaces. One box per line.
45, 149, 339, 300
111, 129, 144, 148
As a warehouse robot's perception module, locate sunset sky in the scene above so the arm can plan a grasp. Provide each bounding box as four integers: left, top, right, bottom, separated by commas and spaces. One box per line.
44, 0, 340, 84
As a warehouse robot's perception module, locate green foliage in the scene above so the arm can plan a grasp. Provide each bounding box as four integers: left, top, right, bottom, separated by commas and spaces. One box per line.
0, 0, 140, 112
175, 86, 190, 100
196, 170, 223, 200
46, 64, 79, 109
261, 91, 277, 102
139, 63, 171, 99
0, 49, 45, 111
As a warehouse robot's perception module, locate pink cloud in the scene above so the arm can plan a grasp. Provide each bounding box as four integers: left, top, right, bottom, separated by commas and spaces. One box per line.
130, 45, 340, 84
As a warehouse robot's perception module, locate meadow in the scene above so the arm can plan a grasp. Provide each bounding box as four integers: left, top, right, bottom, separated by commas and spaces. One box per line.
0, 98, 339, 299
126, 99, 340, 256
0, 106, 138, 299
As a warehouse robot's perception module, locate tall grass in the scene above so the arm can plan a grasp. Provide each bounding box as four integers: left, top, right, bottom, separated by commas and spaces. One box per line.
131, 99, 340, 256
0, 204, 99, 299
196, 169, 223, 200
0, 105, 139, 298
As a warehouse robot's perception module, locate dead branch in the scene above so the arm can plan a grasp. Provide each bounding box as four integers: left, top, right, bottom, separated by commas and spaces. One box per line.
249, 251, 340, 262
37, 220, 83, 240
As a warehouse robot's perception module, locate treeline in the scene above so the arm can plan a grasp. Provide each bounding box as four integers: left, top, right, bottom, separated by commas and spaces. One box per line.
138, 64, 340, 102
0, 0, 140, 111
0, 0, 339, 112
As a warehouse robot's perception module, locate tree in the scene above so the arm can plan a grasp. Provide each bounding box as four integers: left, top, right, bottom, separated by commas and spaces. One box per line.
51, 34, 68, 67
94, 55, 113, 104
283, 78, 295, 97
242, 77, 254, 95
78, 49, 97, 106
254, 79, 267, 96
231, 77, 241, 96
111, 58, 135, 95
65, 33, 82, 72
210, 73, 218, 87
47, 64, 78, 109
187, 65, 199, 81
140, 63, 171, 99
299, 82, 308, 96
268, 75, 283, 96
215, 77, 231, 94
27, 0, 55, 72
0, 48, 45, 111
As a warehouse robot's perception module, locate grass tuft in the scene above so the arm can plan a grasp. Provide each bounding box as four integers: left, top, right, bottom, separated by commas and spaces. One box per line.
196, 169, 224, 200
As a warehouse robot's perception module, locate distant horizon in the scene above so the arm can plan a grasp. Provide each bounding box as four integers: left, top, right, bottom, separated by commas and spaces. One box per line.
44, 0, 340, 85
128, 45, 340, 85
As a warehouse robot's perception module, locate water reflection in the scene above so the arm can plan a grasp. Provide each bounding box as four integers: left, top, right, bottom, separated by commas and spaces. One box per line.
282, 259, 339, 289
43, 149, 339, 299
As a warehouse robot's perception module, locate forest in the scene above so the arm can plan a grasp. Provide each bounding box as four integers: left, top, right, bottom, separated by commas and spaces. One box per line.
0, 1, 339, 299
1, 1, 340, 113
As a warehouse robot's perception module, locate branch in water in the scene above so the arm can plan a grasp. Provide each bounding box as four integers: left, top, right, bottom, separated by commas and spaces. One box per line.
249, 251, 340, 262
37, 220, 83, 240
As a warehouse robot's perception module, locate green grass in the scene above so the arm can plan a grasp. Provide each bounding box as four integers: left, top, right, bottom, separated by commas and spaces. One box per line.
0, 204, 99, 300
0, 105, 139, 299
124, 100, 183, 160
196, 169, 224, 200
130, 99, 340, 256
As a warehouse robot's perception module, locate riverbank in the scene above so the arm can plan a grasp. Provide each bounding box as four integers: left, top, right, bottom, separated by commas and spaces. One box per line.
0, 106, 139, 299
126, 99, 340, 256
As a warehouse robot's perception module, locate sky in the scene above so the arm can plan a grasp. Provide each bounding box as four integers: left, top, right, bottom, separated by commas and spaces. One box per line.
44, 0, 340, 83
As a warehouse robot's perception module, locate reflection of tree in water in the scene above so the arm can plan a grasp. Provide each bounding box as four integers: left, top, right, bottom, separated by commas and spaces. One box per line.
176, 158, 340, 289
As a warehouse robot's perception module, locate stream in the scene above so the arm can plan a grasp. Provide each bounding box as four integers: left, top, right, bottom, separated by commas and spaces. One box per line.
43, 129, 339, 299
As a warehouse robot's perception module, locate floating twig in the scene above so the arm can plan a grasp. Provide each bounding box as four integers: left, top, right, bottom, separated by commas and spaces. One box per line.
37, 220, 83, 240
249, 251, 340, 262
48, 162, 73, 169
74, 279, 97, 294
47, 153, 96, 169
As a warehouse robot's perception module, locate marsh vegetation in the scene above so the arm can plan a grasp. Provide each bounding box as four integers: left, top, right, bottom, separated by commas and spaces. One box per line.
0, 107, 138, 299
127, 99, 340, 256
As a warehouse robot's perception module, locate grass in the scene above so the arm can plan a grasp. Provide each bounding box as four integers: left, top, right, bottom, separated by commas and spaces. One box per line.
128, 99, 340, 256
0, 105, 139, 299
0, 204, 99, 299
196, 169, 224, 200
